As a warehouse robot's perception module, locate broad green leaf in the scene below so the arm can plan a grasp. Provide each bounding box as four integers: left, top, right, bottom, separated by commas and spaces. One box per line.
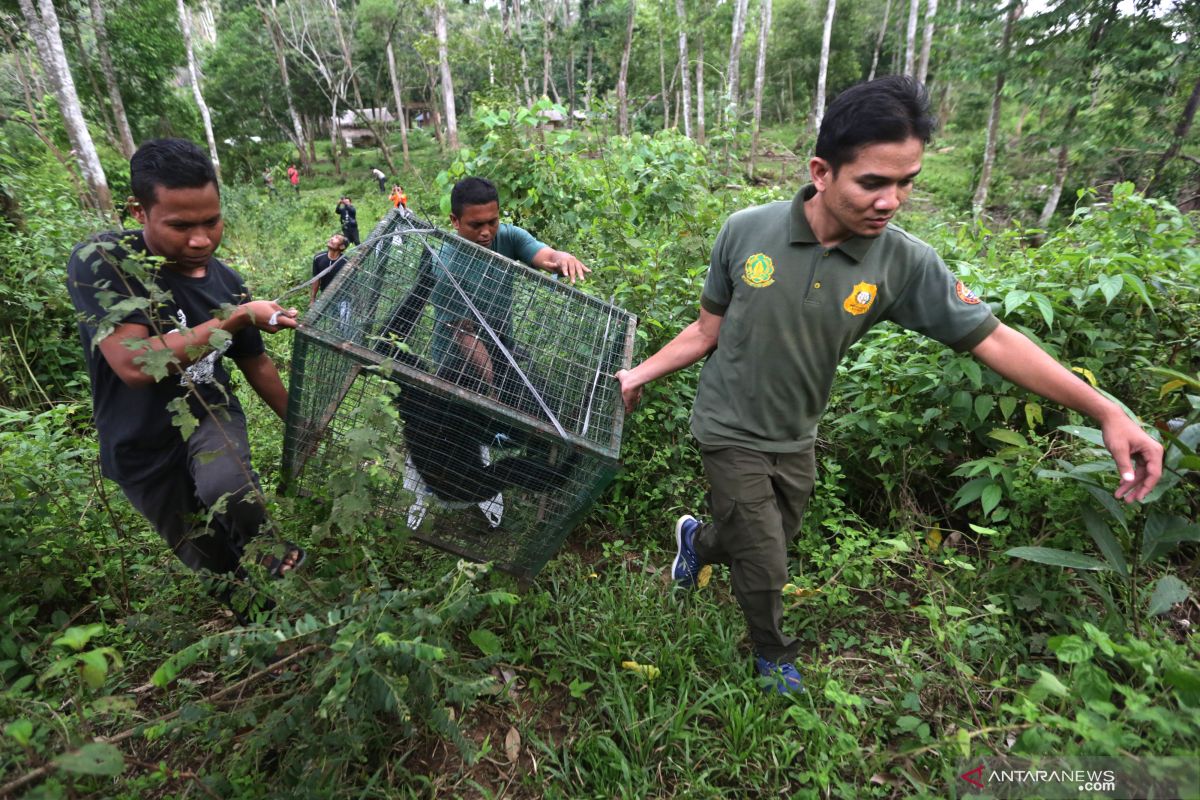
1004, 289, 1030, 315
53, 742, 126, 776
974, 394, 995, 423
1081, 506, 1128, 578
960, 360, 983, 390
1006, 547, 1111, 571
981, 484, 1003, 516
1048, 634, 1094, 664
1058, 425, 1106, 447
989, 429, 1027, 447
468, 629, 502, 656
4, 719, 33, 746
1081, 622, 1116, 657
1147, 575, 1190, 616
1031, 669, 1070, 699
1121, 272, 1154, 311
1097, 274, 1123, 304
1025, 402, 1043, 429
1032, 293, 1055, 328
77, 650, 109, 690
52, 624, 104, 652
1142, 514, 1200, 562
998, 395, 1018, 420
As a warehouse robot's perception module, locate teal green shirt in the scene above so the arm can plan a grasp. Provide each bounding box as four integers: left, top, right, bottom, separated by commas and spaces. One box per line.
692, 186, 998, 451
430, 223, 548, 365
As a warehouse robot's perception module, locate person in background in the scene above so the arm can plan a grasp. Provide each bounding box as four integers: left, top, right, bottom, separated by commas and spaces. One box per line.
262, 166, 276, 198
287, 164, 300, 196
615, 76, 1163, 695
372, 167, 387, 194
335, 196, 359, 245
310, 233, 349, 305
389, 184, 408, 210
66, 138, 304, 623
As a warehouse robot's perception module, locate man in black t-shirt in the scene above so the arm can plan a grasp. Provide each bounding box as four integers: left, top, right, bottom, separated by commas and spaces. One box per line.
309, 233, 349, 305
335, 196, 359, 245
66, 139, 303, 616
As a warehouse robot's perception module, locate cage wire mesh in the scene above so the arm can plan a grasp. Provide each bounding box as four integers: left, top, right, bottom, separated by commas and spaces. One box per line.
283, 209, 636, 578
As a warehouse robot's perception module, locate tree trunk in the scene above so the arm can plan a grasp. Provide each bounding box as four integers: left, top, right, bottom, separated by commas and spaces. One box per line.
916, 0, 938, 85
68, 10, 119, 150
329, 98, 342, 178
725, 0, 749, 122
617, 0, 635, 136
868, 0, 892, 82
813, 0, 836, 133
434, 0, 459, 149
262, 0, 309, 170
972, 1, 1021, 217
1145, 73, 1200, 193
675, 0, 692, 138
18, 0, 112, 211
750, 0, 771, 176
177, 0, 221, 182
658, 0, 669, 130
904, 0, 919, 76
88, 0, 135, 157
1036, 0, 1117, 230
695, 32, 705, 144
386, 38, 412, 169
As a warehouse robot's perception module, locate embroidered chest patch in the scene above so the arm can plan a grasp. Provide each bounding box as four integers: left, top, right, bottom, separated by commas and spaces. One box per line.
741, 253, 776, 287
842, 282, 877, 316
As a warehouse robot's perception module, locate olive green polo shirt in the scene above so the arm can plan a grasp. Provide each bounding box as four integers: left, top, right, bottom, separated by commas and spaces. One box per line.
692, 185, 998, 451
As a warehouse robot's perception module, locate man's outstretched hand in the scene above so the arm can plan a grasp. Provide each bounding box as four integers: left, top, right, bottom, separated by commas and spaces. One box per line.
1102, 412, 1164, 503
615, 368, 642, 415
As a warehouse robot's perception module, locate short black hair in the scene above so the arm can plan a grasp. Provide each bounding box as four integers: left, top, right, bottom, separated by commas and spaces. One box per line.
130, 139, 219, 209
815, 76, 935, 172
450, 177, 499, 217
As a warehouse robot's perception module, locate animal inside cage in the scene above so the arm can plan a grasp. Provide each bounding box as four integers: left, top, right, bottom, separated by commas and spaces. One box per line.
283, 209, 636, 578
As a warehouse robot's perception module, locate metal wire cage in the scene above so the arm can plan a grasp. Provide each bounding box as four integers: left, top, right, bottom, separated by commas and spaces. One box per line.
283, 210, 636, 578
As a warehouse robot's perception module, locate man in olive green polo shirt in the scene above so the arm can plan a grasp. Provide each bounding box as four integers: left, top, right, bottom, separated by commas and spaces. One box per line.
615, 76, 1163, 695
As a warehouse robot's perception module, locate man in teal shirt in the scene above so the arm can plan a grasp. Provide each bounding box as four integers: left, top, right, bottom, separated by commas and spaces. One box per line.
429, 177, 589, 394
616, 76, 1163, 694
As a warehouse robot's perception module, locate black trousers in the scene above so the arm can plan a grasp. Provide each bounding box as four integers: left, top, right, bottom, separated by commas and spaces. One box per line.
117, 411, 268, 575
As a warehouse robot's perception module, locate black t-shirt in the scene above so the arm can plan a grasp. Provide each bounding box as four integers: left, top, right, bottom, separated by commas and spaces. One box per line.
312, 252, 347, 292
336, 203, 357, 227
66, 231, 265, 484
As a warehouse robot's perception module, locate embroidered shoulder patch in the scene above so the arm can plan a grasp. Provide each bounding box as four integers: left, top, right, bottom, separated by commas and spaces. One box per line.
842, 282, 877, 316
741, 253, 775, 287
955, 280, 981, 305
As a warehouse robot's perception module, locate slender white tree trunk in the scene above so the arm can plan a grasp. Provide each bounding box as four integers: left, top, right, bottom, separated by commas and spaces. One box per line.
88, 0, 135, 158
725, 0, 749, 122
18, 0, 112, 211
617, 0, 636, 136
695, 33, 705, 144
972, 1, 1021, 217
658, 0, 669, 129
916, 0, 938, 85
177, 0, 220, 181
868, 0, 892, 82
750, 0, 771, 176
814, 0, 836, 133
386, 38, 412, 169
434, 0, 459, 149
904, 0, 919, 76
263, 0, 309, 170
674, 0, 691, 138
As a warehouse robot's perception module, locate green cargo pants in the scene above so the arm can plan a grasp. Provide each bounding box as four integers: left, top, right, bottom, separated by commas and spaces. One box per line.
692, 444, 816, 663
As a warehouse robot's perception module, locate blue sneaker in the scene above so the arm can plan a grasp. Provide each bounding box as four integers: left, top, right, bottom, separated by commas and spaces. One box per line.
671, 514, 702, 588
755, 656, 805, 694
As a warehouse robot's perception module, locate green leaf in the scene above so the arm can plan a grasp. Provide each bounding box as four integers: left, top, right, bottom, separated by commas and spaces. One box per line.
77, 650, 109, 690
1147, 575, 1190, 616
974, 394, 994, 423
895, 715, 923, 732
1058, 425, 1106, 447
989, 428, 1027, 447
1081, 506, 1128, 578
1031, 669, 1070, 699
1025, 402, 1043, 429
1097, 274, 1123, 304
4, 719, 33, 747
52, 624, 104, 652
1143, 514, 1200, 563
1006, 547, 1111, 571
1004, 289, 1030, 315
1032, 293, 1055, 328
981, 484, 1003, 516
998, 396, 1018, 421
468, 629, 502, 656
53, 742, 126, 776
960, 360, 983, 390
1048, 634, 1094, 664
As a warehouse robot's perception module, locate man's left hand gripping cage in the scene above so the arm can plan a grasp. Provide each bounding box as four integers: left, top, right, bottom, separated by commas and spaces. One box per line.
283, 210, 637, 579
